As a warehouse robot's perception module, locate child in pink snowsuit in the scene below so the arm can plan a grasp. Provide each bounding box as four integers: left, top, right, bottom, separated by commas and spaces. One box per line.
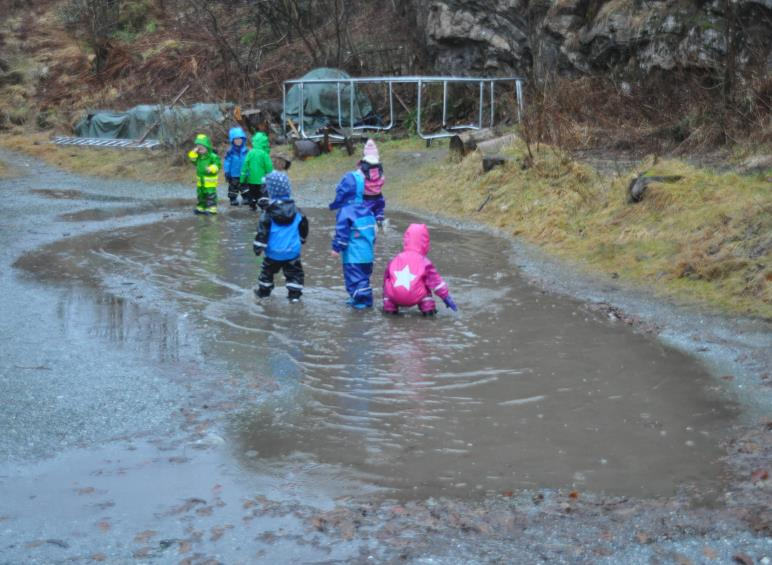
359, 139, 386, 225
383, 224, 458, 316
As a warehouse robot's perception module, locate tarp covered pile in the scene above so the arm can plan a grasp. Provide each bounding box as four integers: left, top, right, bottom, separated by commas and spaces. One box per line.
284, 68, 373, 132
74, 103, 232, 143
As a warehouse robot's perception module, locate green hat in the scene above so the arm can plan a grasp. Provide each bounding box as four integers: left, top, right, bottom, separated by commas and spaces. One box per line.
194, 133, 212, 151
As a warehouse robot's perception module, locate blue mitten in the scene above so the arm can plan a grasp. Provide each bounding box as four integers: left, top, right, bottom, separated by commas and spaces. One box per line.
443, 295, 458, 312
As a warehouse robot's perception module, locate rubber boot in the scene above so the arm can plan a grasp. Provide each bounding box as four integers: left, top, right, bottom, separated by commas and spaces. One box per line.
205, 190, 217, 215
228, 180, 239, 206
254, 287, 272, 299
195, 186, 206, 214
288, 291, 302, 303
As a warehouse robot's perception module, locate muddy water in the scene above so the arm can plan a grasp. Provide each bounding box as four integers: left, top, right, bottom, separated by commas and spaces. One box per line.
16, 209, 737, 500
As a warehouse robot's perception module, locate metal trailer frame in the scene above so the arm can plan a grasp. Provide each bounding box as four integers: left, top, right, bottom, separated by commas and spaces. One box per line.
282, 75, 525, 141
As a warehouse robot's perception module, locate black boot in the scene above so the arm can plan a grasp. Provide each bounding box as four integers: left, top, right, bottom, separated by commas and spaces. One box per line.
287, 290, 302, 303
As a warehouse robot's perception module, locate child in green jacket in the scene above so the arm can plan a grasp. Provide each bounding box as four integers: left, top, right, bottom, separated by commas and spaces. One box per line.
187, 133, 221, 215
239, 131, 273, 211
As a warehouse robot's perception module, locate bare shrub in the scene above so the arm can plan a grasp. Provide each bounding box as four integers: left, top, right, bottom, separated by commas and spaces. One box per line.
519, 68, 771, 158
57, 0, 122, 75
167, 0, 275, 96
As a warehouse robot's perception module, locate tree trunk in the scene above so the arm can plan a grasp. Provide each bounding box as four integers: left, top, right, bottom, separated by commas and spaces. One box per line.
293, 139, 321, 160
448, 128, 498, 160
475, 134, 518, 156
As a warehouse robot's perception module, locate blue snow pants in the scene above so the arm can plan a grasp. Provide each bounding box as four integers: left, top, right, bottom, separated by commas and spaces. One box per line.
343, 263, 373, 307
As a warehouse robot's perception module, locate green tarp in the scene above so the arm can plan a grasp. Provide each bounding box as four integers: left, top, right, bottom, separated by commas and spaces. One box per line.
74, 103, 233, 143
284, 68, 373, 132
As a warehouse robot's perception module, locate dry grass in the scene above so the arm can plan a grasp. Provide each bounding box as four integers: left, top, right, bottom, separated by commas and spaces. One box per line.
0, 131, 189, 183
389, 138, 772, 318
286, 136, 430, 185
0, 130, 428, 187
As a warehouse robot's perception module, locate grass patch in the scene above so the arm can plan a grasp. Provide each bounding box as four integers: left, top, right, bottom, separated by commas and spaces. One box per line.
390, 138, 772, 318
285, 136, 432, 185
0, 132, 431, 188
0, 131, 189, 183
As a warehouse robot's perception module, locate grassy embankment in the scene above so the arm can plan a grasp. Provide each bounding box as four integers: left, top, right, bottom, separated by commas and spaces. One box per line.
0, 131, 190, 183
375, 136, 771, 319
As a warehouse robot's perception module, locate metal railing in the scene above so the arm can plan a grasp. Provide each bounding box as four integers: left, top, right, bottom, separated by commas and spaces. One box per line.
282, 75, 525, 141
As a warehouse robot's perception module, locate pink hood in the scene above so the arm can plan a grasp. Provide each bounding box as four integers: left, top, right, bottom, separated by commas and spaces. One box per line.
403, 224, 430, 255
383, 224, 448, 309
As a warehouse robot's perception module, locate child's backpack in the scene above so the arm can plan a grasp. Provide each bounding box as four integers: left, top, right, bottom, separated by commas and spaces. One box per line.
360, 161, 384, 196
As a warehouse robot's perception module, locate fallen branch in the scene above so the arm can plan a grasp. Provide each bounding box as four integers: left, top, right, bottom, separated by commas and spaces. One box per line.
477, 193, 492, 212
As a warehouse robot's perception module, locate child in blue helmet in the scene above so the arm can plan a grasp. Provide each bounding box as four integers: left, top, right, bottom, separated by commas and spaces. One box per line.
253, 172, 309, 302
223, 127, 249, 206
329, 168, 376, 309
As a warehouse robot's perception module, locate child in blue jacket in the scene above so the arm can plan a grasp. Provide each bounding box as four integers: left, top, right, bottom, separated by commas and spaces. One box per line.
253, 172, 309, 302
329, 169, 376, 309
223, 127, 249, 206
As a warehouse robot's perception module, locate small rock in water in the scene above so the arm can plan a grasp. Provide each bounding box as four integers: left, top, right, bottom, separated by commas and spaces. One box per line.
245, 450, 259, 458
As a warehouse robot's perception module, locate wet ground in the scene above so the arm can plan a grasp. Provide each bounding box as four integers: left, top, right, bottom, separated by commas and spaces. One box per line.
0, 147, 770, 564
15, 208, 740, 500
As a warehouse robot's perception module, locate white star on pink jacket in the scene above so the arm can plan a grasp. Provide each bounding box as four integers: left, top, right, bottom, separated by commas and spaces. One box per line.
393, 264, 417, 290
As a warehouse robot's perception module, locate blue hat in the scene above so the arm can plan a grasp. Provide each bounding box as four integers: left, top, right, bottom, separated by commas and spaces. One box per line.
265, 171, 292, 200
228, 127, 246, 143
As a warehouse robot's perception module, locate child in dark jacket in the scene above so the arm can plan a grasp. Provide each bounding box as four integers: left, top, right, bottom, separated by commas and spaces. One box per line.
253, 172, 308, 302
359, 139, 386, 226
329, 168, 376, 309
223, 127, 249, 206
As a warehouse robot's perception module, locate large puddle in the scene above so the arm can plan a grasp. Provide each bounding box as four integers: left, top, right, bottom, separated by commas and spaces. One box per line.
16, 209, 737, 500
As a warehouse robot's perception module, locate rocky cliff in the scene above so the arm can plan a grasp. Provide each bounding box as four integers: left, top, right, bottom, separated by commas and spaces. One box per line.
399, 0, 771, 79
